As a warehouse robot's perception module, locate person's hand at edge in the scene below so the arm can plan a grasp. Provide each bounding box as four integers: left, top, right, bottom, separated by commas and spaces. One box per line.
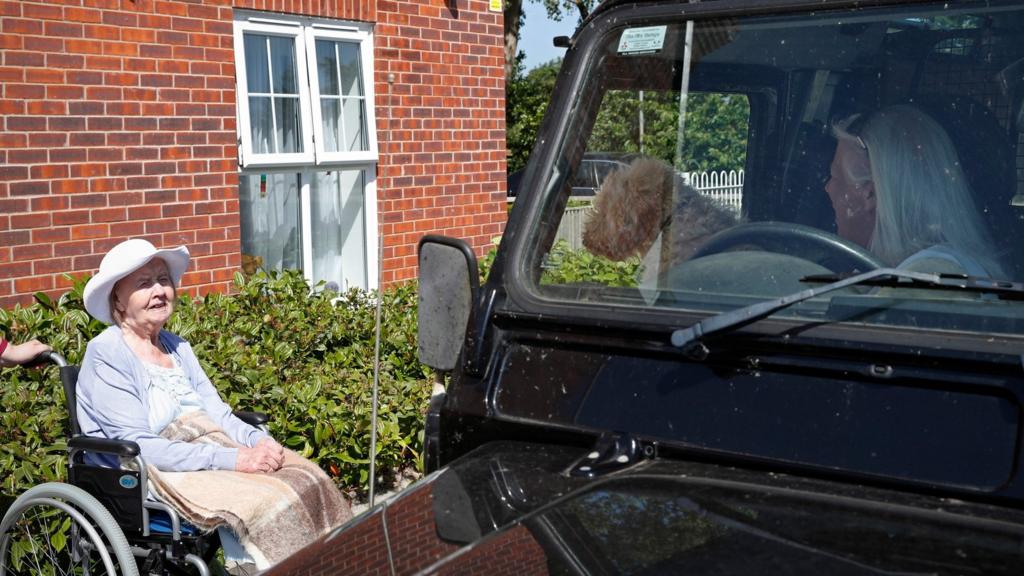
0, 339, 52, 368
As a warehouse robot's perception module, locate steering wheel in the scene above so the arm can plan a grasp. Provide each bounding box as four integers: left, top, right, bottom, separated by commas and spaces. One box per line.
689, 221, 883, 273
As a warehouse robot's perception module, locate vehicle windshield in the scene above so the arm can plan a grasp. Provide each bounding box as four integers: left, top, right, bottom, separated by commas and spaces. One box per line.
523, 0, 1024, 334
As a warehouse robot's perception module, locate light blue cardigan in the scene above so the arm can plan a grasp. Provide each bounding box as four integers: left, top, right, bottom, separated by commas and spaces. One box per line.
76, 325, 268, 472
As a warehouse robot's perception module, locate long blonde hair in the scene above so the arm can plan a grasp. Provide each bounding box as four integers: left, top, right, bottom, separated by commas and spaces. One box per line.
833, 105, 1005, 276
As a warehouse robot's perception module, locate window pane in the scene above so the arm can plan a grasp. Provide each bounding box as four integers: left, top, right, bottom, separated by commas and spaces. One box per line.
341, 98, 366, 151
526, 3, 1024, 333
238, 20, 377, 165
339, 42, 363, 96
316, 40, 340, 96
244, 34, 270, 93
311, 170, 367, 290
275, 97, 302, 153
321, 99, 340, 152
239, 173, 303, 274
539, 88, 750, 299
316, 38, 366, 154
248, 96, 274, 154
269, 35, 297, 94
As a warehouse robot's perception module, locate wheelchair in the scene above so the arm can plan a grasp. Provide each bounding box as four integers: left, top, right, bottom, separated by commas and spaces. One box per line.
0, 351, 269, 575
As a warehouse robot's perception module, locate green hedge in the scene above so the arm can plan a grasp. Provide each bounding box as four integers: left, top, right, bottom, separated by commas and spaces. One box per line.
1, 241, 633, 502
541, 240, 641, 287
0, 271, 432, 501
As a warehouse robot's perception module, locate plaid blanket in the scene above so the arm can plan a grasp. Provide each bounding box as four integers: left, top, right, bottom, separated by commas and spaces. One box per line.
147, 411, 352, 569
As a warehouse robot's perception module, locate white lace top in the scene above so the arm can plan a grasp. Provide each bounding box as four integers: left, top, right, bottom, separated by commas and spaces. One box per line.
144, 357, 203, 433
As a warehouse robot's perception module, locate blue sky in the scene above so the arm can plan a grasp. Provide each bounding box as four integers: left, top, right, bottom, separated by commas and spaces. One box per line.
519, 2, 579, 71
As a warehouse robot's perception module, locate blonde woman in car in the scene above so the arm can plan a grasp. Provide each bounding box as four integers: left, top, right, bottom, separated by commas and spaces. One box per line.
828, 104, 1006, 278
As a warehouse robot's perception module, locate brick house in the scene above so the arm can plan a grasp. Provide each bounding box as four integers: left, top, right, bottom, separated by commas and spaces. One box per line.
0, 0, 508, 309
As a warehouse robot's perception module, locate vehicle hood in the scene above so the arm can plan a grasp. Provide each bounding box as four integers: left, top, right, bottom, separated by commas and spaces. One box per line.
267, 441, 1024, 575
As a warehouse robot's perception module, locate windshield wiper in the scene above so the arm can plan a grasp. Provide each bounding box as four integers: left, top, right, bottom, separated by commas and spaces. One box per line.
800, 271, 1024, 299
670, 267, 1023, 359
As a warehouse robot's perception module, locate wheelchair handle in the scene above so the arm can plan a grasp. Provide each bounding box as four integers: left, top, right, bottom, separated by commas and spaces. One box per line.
24, 350, 67, 369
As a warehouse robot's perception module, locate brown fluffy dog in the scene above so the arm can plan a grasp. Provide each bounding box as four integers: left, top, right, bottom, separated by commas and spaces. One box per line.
582, 157, 739, 265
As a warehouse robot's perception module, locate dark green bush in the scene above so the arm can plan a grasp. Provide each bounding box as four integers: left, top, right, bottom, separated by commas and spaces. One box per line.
481, 237, 640, 288
541, 240, 641, 287
0, 276, 100, 497
1, 271, 431, 501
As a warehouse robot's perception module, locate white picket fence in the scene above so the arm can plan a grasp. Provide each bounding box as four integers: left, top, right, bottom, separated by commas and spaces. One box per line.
682, 169, 744, 214
554, 169, 744, 251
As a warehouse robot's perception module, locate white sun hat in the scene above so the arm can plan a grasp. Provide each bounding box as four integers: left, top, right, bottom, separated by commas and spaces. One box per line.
83, 239, 191, 325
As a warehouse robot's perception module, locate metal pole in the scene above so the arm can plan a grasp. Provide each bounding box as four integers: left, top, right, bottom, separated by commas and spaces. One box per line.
639, 90, 645, 154
369, 72, 395, 507
674, 21, 695, 170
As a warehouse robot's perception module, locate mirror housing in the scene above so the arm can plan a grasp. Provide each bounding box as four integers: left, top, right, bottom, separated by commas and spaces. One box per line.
417, 235, 479, 372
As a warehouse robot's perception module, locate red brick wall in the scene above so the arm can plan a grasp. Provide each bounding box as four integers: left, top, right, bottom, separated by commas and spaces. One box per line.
269, 482, 458, 575
267, 479, 548, 575
441, 524, 549, 575
374, 1, 508, 284
0, 0, 241, 308
0, 0, 506, 308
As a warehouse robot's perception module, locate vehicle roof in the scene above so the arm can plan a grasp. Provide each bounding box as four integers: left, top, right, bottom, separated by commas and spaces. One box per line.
586, 0, 915, 24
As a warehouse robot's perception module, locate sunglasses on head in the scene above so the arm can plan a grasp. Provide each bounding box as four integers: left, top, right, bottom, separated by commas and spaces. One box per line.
841, 111, 872, 152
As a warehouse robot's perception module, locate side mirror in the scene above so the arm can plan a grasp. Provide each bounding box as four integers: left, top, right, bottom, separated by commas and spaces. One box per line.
417, 236, 479, 371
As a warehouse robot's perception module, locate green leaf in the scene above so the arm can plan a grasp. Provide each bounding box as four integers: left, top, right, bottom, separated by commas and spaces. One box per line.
50, 527, 66, 552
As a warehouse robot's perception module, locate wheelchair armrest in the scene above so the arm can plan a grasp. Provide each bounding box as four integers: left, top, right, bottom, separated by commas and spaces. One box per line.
69, 435, 141, 458
233, 410, 269, 427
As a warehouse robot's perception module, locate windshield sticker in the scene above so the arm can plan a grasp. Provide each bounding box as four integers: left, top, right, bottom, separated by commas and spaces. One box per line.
618, 26, 667, 55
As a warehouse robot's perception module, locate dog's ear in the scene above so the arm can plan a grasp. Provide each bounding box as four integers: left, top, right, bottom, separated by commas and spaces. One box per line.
583, 167, 636, 260
583, 158, 675, 261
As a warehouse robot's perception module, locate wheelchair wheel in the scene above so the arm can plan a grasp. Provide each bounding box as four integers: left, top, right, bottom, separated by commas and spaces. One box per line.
0, 482, 138, 576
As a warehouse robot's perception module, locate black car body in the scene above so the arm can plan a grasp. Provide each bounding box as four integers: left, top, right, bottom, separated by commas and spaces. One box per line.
509, 152, 642, 198
268, 0, 1024, 573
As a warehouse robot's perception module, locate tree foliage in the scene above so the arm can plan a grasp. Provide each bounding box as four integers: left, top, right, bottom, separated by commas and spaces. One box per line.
508, 77, 751, 175
539, 0, 596, 21
506, 58, 562, 173
504, 0, 597, 82
588, 90, 750, 172
505, 1, 752, 176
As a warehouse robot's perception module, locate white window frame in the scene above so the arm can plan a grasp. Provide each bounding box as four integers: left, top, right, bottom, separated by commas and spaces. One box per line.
233, 19, 315, 167
233, 13, 378, 168
305, 24, 379, 166
233, 11, 379, 290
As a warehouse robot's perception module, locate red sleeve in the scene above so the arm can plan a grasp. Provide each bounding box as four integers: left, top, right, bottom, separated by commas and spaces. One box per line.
0, 339, 7, 357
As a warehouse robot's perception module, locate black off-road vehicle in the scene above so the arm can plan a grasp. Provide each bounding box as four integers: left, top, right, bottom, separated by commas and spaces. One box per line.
270, 1, 1024, 573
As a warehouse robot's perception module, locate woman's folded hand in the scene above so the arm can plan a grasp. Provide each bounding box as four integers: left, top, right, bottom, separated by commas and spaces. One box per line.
236, 438, 285, 473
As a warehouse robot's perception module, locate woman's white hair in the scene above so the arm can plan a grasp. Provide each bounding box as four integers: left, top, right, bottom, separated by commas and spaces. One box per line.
833, 104, 1005, 276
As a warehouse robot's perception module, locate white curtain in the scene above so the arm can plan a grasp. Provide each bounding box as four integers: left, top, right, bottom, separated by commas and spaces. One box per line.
316, 39, 366, 153
245, 33, 301, 155
311, 170, 366, 290
239, 173, 302, 273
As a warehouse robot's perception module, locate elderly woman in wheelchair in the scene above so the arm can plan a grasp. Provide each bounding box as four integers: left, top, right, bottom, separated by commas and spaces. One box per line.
0, 239, 350, 576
